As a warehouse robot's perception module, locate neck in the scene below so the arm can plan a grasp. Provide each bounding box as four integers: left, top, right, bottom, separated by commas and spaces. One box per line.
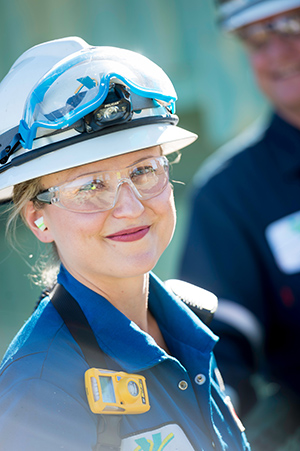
63, 265, 169, 352
63, 262, 150, 325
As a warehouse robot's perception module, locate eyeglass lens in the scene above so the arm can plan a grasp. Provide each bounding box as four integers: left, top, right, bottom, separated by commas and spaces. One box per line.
51, 156, 169, 212
236, 12, 300, 50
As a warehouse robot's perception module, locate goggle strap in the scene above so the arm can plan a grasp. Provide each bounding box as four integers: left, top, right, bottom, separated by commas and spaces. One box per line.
130, 91, 158, 111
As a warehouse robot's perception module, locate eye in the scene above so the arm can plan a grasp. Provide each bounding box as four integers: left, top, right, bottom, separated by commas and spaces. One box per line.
131, 165, 156, 179
78, 179, 106, 192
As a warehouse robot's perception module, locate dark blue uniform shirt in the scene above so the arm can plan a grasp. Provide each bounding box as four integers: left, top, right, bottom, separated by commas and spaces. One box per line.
179, 113, 300, 409
0, 266, 250, 450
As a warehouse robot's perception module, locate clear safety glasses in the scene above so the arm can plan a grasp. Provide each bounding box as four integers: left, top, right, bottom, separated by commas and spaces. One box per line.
34, 156, 169, 213
236, 11, 300, 50
19, 47, 177, 149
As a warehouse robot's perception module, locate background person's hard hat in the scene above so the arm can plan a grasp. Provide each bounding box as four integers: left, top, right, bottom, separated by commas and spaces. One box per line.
0, 37, 197, 204
216, 0, 300, 31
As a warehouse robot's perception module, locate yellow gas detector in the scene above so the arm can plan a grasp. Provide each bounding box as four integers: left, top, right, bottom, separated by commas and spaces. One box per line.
85, 368, 150, 414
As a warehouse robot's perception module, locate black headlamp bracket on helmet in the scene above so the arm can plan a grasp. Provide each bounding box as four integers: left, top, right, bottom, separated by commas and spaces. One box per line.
75, 83, 133, 134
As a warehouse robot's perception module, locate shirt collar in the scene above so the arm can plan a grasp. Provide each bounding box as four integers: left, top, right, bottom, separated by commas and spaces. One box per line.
57, 266, 218, 372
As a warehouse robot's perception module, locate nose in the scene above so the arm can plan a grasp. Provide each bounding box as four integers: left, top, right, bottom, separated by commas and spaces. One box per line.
112, 181, 145, 218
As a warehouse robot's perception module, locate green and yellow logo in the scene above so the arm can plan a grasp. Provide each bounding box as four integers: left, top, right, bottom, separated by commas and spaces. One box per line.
134, 432, 175, 451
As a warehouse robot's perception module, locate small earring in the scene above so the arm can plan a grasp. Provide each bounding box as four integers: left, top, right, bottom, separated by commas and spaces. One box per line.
34, 217, 46, 232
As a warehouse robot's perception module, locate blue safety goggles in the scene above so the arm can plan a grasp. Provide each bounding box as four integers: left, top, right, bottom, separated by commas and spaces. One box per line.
18, 46, 177, 150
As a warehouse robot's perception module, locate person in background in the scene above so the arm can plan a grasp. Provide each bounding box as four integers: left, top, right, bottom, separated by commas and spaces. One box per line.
179, 0, 300, 447
0, 37, 250, 450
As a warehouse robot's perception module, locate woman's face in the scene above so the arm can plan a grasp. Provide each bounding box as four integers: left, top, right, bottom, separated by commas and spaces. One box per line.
29, 146, 176, 285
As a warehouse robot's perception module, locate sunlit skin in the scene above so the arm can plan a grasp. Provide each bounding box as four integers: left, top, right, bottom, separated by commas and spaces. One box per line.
25, 146, 176, 348
244, 8, 300, 128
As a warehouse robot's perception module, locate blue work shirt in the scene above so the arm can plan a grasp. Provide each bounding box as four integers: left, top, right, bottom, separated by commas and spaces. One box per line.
0, 266, 250, 450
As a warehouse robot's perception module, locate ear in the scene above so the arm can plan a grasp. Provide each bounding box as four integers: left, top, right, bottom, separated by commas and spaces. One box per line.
24, 201, 54, 243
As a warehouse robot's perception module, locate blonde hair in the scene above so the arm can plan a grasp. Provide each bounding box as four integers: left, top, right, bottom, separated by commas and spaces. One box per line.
5, 177, 60, 288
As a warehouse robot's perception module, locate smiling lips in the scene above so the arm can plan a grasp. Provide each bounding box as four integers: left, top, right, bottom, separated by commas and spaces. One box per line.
274, 65, 300, 80
106, 226, 150, 242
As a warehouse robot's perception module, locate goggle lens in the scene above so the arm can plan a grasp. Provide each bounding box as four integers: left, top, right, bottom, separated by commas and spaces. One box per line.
36, 156, 169, 212
20, 47, 177, 149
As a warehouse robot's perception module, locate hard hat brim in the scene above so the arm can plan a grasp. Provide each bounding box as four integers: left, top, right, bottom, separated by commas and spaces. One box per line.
0, 123, 197, 204
220, 0, 300, 31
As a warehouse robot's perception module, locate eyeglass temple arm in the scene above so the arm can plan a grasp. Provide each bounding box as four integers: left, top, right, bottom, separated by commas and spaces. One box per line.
35, 190, 53, 204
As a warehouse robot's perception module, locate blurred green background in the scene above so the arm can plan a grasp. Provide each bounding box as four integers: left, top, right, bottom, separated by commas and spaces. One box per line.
0, 0, 268, 358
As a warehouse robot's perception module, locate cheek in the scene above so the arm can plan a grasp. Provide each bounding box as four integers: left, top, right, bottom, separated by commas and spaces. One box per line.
43, 208, 108, 247
154, 185, 176, 231
162, 190, 177, 251
249, 54, 267, 80
168, 190, 176, 226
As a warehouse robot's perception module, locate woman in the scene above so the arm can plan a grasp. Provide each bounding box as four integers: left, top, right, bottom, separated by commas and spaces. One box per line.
0, 37, 250, 450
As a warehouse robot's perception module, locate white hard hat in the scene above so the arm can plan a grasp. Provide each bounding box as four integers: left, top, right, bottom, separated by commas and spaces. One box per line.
216, 0, 300, 31
0, 37, 197, 203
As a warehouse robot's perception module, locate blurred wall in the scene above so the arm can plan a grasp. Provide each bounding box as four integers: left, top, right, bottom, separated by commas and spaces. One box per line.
0, 0, 267, 357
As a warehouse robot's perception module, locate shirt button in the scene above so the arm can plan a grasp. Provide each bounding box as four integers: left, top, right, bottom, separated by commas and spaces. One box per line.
212, 441, 216, 448
195, 373, 206, 385
178, 380, 188, 390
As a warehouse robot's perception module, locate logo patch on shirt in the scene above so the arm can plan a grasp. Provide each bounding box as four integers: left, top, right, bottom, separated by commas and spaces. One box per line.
265, 211, 300, 274
121, 424, 194, 450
